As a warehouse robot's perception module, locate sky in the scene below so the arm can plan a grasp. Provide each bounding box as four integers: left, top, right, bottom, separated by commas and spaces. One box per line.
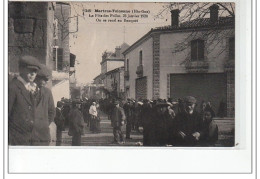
69, 2, 171, 84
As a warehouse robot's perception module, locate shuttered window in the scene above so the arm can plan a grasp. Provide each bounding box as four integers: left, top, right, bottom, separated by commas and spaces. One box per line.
57, 48, 63, 71
229, 37, 235, 60
53, 48, 57, 70
191, 39, 204, 61
136, 77, 147, 100
126, 59, 129, 71
139, 51, 143, 65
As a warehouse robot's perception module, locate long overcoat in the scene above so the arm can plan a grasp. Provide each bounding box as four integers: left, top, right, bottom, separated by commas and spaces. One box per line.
111, 106, 126, 128
68, 108, 85, 136
31, 87, 55, 145
8, 78, 35, 145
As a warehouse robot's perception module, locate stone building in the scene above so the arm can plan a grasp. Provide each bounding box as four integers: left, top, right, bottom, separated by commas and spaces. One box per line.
123, 4, 235, 117
93, 43, 129, 99
8, 2, 55, 79
8, 2, 73, 106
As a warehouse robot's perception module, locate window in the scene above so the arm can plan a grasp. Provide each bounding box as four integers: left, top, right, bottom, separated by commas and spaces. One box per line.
191, 39, 204, 61
229, 37, 235, 60
139, 50, 143, 65
53, 48, 57, 70
57, 48, 63, 71
126, 59, 129, 71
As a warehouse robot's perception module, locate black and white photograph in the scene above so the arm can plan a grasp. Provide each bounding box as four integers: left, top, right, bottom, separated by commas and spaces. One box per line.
8, 1, 235, 147
4, 0, 256, 175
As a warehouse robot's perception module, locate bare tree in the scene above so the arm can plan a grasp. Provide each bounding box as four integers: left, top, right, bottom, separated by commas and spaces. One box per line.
155, 2, 235, 64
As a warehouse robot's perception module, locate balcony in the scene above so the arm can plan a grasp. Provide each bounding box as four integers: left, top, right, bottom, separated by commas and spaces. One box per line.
124, 70, 129, 80
136, 65, 143, 77
185, 61, 209, 73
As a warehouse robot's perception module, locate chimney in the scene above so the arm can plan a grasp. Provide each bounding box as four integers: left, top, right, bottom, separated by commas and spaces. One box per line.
209, 4, 219, 23
171, 9, 180, 27
115, 46, 121, 58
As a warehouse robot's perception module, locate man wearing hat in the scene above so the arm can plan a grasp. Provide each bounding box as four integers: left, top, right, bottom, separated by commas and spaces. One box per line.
9, 56, 41, 145
111, 100, 126, 144
55, 101, 65, 146
68, 99, 85, 146
172, 96, 203, 146
31, 64, 56, 146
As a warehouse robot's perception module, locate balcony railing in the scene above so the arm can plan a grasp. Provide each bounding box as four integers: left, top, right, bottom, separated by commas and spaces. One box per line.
185, 61, 209, 73
136, 64, 143, 77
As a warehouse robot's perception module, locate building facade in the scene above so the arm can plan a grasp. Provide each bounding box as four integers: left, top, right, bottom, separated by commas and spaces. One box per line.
123, 4, 235, 117
93, 43, 129, 99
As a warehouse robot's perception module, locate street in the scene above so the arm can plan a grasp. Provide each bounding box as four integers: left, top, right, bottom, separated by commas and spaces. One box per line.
59, 112, 234, 147
60, 112, 143, 146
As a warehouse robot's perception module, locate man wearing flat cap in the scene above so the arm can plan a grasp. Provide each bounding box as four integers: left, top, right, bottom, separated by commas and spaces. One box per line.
8, 56, 41, 145
111, 100, 126, 144
172, 96, 203, 146
31, 64, 56, 146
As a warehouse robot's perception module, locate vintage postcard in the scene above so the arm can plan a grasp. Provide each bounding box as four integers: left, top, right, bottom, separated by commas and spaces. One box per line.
6, 0, 254, 174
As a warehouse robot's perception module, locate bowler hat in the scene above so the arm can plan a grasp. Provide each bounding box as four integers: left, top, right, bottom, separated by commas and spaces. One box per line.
184, 96, 197, 104
19, 56, 41, 70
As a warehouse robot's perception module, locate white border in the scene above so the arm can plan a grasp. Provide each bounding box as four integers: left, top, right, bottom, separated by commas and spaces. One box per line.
2, 0, 256, 177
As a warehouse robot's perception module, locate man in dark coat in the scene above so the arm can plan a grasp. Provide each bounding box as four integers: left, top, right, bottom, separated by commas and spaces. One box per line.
32, 64, 56, 146
141, 99, 153, 146
123, 99, 132, 139
8, 56, 41, 145
111, 100, 126, 144
55, 101, 65, 146
68, 100, 85, 146
173, 96, 203, 146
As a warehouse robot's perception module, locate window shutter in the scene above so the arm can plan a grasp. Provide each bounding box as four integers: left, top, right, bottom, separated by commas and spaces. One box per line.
139, 51, 143, 65
198, 40, 204, 60
229, 37, 235, 59
57, 48, 63, 71
53, 48, 57, 70
191, 40, 197, 61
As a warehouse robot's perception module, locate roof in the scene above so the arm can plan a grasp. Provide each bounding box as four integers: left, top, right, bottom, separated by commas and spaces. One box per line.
105, 66, 124, 76
93, 73, 105, 81
123, 16, 234, 55
153, 17, 234, 31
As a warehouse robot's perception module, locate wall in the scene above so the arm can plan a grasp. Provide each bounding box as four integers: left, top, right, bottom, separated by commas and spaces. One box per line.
125, 37, 153, 99
52, 79, 70, 106
8, 2, 54, 73
107, 60, 124, 72
159, 29, 235, 99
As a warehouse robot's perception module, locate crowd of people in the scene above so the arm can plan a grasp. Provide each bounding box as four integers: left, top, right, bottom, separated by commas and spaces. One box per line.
8, 55, 219, 147
98, 97, 219, 146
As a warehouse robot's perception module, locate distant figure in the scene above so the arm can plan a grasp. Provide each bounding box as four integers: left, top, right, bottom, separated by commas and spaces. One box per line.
55, 101, 65, 146
89, 102, 98, 133
68, 100, 85, 146
111, 100, 126, 144
123, 99, 132, 139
